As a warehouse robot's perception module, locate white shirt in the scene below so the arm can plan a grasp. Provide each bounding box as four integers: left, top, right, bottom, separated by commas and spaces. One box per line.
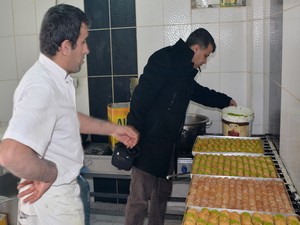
3, 53, 83, 185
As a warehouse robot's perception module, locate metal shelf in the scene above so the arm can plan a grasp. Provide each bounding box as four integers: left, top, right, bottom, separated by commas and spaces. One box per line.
191, 0, 246, 9
263, 135, 300, 215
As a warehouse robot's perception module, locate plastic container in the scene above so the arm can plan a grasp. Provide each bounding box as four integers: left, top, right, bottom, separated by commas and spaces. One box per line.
221, 106, 254, 137
107, 102, 130, 148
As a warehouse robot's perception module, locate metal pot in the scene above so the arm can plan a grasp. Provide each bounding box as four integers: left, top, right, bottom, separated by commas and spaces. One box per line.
176, 114, 212, 154
0, 198, 18, 225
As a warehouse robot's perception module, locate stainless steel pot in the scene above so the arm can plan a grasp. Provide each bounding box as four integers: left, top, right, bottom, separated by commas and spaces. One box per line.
176, 114, 212, 154
0, 198, 18, 225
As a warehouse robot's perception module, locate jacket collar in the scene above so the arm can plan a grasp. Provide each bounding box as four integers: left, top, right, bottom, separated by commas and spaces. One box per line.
173, 39, 198, 78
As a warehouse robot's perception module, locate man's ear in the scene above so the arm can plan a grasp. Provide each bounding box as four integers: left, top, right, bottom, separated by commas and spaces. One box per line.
190, 44, 200, 53
60, 40, 71, 55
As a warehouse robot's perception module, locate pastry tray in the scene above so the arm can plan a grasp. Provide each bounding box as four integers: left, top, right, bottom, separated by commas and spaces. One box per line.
185, 175, 295, 214
190, 154, 279, 178
182, 206, 300, 225
192, 135, 265, 156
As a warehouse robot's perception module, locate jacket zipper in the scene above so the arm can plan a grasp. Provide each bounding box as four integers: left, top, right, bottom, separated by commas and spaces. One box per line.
168, 93, 177, 111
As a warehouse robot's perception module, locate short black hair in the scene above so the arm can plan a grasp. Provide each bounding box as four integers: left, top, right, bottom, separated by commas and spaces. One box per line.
186, 28, 216, 53
39, 4, 89, 57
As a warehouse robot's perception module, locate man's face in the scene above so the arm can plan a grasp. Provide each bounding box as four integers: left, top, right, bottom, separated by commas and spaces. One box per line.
191, 44, 213, 69
67, 23, 90, 74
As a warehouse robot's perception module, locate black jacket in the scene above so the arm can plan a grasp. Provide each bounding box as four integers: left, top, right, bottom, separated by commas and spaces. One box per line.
127, 39, 232, 177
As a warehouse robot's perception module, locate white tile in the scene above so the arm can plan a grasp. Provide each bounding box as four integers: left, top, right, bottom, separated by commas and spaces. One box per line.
252, 0, 264, 20
58, 0, 84, 10
251, 124, 264, 135
163, 0, 191, 25
262, 75, 270, 134
282, 6, 300, 100
164, 25, 192, 46
0, 37, 18, 80
195, 72, 220, 92
283, 0, 300, 11
220, 6, 247, 22
137, 26, 164, 75
192, 7, 220, 24
13, 0, 37, 35
220, 72, 247, 106
263, 20, 270, 75
251, 74, 264, 121
263, 0, 271, 19
251, 74, 264, 134
0, 0, 14, 37
252, 20, 263, 74
219, 22, 247, 72
246, 21, 253, 72
74, 76, 90, 115
136, 0, 164, 26
35, 0, 56, 34
15, 35, 39, 79
0, 81, 18, 123
280, 89, 300, 193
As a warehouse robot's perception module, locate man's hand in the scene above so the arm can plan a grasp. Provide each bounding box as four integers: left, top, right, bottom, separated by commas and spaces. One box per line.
112, 125, 139, 148
17, 180, 53, 204
229, 99, 237, 107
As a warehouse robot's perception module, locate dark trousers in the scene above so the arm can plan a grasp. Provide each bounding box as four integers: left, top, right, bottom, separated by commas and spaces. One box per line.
124, 166, 173, 225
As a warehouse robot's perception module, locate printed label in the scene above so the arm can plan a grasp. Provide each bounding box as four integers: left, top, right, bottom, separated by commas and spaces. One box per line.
222, 119, 250, 137
107, 103, 130, 147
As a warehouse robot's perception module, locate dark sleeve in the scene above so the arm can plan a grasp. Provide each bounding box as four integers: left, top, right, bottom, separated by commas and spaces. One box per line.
190, 80, 232, 109
127, 53, 168, 132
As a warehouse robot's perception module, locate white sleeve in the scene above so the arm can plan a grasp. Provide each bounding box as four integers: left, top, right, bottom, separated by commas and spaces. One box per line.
3, 82, 56, 157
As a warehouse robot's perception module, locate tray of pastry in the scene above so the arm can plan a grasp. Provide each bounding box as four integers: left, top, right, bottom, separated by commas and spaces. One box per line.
192, 135, 264, 156
191, 154, 278, 178
186, 175, 295, 214
182, 206, 300, 225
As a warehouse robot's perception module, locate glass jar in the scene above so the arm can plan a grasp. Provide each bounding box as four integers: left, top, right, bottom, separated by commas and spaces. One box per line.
220, 0, 237, 7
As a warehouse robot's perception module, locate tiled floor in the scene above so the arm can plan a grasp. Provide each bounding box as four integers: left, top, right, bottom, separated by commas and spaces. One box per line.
90, 214, 182, 225
88, 194, 185, 225
89, 200, 185, 225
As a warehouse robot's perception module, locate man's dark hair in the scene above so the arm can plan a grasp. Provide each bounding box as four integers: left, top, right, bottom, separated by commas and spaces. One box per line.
39, 4, 89, 57
186, 28, 216, 53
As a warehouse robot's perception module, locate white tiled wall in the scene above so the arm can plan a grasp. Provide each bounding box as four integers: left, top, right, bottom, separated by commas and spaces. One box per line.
280, 1, 300, 194
136, 0, 264, 135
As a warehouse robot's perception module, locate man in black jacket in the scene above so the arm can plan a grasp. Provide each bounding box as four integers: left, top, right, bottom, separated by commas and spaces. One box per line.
124, 28, 237, 225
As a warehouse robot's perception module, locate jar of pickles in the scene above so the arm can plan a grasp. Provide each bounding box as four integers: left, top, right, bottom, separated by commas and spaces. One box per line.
220, 0, 237, 7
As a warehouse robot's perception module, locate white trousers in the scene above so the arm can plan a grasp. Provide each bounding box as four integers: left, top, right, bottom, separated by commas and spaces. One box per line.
17, 180, 84, 225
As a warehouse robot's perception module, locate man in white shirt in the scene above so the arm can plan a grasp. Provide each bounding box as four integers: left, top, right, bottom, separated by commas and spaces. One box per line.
0, 4, 138, 225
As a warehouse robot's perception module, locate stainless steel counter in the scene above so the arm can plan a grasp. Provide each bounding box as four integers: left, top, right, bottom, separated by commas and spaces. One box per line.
81, 143, 189, 219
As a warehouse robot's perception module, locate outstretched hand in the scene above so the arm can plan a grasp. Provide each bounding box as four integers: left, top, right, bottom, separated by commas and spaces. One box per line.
17, 179, 53, 204
112, 125, 139, 148
230, 99, 237, 107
